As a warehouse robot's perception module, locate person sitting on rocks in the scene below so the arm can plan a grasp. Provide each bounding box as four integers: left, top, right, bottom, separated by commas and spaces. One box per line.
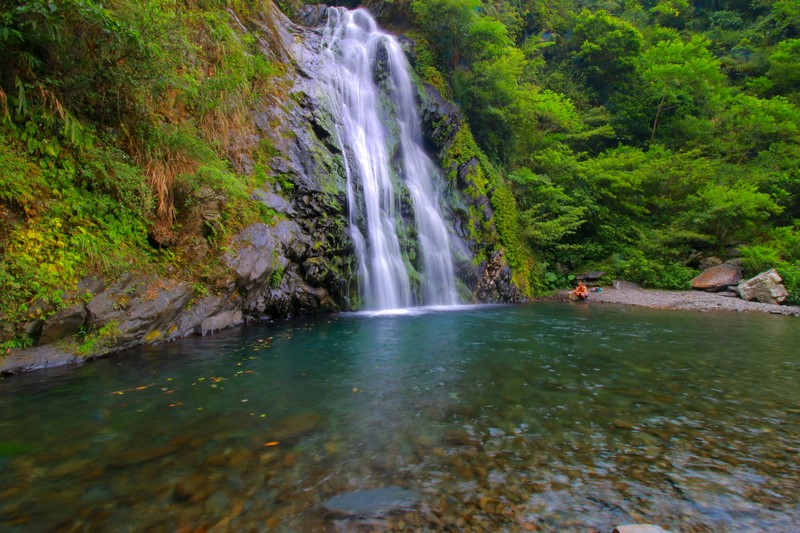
570, 281, 588, 301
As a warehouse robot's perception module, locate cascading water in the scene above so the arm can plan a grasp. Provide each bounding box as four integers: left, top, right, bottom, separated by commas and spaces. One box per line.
321, 7, 459, 310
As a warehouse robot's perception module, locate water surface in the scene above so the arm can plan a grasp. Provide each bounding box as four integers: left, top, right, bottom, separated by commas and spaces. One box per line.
1, 303, 798, 531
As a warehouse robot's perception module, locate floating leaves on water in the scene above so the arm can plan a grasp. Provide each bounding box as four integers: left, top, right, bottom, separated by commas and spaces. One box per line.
263, 441, 280, 447
168, 402, 184, 408
109, 384, 155, 395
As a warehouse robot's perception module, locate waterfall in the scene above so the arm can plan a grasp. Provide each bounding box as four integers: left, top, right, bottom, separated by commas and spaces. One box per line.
321, 7, 459, 310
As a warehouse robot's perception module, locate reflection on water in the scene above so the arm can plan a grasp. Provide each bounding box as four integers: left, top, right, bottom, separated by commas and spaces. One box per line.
0, 303, 798, 531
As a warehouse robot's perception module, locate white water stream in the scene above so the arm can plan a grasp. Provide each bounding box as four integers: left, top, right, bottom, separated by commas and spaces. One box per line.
321, 8, 459, 310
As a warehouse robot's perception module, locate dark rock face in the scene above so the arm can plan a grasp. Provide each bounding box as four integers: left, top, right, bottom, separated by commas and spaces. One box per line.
38, 304, 87, 345
417, 82, 521, 303
473, 251, 523, 303
419, 84, 461, 157
691, 263, 743, 292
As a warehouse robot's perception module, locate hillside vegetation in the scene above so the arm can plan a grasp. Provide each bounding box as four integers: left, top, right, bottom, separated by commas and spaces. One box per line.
1, 0, 799, 350
392, 0, 800, 295
0, 0, 291, 349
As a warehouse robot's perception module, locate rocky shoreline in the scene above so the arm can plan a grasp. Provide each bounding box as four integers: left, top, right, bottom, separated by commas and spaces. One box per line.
549, 286, 800, 316
3, 286, 798, 377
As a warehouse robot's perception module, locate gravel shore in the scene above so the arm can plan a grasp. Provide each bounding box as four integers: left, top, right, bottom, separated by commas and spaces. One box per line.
551, 286, 800, 316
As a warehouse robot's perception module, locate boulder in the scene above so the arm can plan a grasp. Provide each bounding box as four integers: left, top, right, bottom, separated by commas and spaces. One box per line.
0, 344, 81, 375
173, 293, 241, 338
736, 268, 788, 304
698, 255, 723, 270
690, 263, 742, 292
612, 280, 640, 291
200, 310, 243, 336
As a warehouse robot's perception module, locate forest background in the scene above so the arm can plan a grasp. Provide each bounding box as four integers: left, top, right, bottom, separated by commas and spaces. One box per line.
1, 0, 799, 350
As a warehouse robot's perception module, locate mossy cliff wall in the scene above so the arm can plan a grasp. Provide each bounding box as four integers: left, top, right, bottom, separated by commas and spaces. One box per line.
1, 1, 522, 375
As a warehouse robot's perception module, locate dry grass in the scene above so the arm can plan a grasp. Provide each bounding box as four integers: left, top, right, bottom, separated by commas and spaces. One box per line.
142, 148, 200, 240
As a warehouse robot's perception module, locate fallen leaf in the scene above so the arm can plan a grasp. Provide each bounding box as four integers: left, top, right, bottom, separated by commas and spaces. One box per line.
109, 383, 155, 395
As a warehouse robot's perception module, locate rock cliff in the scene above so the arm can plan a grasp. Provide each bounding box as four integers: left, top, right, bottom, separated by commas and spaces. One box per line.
2, 2, 520, 375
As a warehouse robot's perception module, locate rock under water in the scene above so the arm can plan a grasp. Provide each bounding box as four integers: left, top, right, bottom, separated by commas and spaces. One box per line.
322, 487, 420, 517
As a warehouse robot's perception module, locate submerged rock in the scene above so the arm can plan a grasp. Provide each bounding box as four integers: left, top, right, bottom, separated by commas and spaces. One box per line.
614, 525, 671, 533
323, 487, 420, 517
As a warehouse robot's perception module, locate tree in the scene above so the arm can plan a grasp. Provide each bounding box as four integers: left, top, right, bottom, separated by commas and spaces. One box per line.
571, 9, 644, 103
684, 183, 782, 246
639, 35, 727, 144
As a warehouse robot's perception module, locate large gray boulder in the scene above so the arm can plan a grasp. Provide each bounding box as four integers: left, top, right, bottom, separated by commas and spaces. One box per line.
690, 263, 742, 292
736, 268, 788, 304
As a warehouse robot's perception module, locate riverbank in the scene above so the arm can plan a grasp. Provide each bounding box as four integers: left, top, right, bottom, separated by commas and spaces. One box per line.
549, 286, 800, 316
4, 287, 798, 377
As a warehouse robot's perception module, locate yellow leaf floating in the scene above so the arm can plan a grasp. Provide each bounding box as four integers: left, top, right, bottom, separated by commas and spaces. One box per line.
109, 383, 155, 395
263, 441, 280, 447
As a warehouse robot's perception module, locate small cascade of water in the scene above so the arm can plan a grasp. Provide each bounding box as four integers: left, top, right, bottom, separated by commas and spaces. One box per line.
322, 7, 459, 310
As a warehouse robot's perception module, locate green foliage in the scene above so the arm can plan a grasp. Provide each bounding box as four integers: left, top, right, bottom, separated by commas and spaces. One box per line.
75, 320, 121, 357
0, 0, 284, 343
611, 249, 697, 289
685, 183, 782, 246
509, 168, 586, 248
572, 10, 644, 102
776, 265, 800, 305
740, 225, 800, 303
639, 35, 727, 143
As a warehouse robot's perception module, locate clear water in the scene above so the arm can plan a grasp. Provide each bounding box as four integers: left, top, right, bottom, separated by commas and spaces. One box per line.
322, 8, 458, 309
1, 303, 798, 531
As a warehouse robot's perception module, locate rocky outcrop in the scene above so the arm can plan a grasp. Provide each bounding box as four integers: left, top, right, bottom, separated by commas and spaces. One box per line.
736, 268, 788, 304
416, 82, 522, 302
38, 303, 87, 346
419, 83, 462, 158
690, 263, 743, 292
2, 2, 522, 375
473, 250, 523, 303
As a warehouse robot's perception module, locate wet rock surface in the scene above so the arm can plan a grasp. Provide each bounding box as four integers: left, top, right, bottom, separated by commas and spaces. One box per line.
473, 250, 523, 303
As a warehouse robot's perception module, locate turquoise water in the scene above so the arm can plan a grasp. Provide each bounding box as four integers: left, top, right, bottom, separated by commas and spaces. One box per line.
0, 302, 798, 531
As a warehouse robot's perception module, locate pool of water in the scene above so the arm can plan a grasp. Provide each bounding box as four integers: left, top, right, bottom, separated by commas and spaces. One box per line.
1, 302, 798, 531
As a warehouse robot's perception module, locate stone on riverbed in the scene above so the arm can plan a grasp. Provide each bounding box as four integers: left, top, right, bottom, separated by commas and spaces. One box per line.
614, 525, 671, 533
323, 487, 420, 517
